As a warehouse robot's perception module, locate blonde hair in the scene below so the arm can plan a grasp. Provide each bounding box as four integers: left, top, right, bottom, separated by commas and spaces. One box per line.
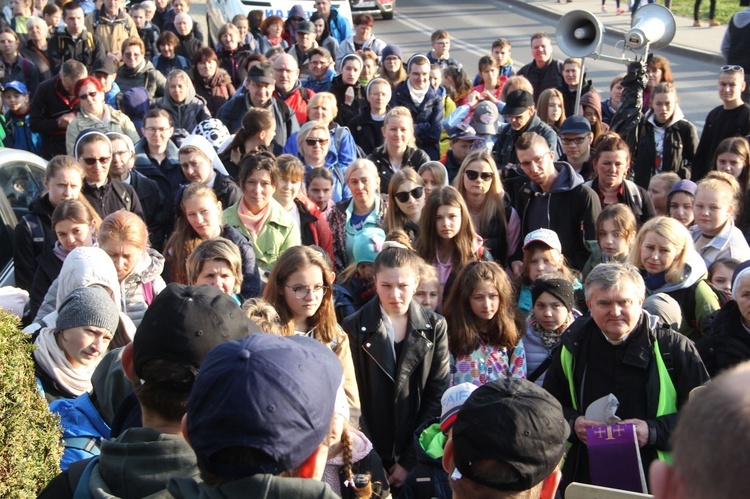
241, 298, 282, 335
418, 161, 447, 187
630, 216, 693, 284
307, 92, 338, 120
98, 210, 149, 250
186, 238, 243, 293
383, 106, 416, 148
697, 170, 741, 214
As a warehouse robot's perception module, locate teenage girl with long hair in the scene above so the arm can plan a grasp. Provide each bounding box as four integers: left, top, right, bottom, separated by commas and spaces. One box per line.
383, 167, 425, 243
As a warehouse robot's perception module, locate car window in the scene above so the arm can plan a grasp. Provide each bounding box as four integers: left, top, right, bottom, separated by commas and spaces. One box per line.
0, 162, 45, 220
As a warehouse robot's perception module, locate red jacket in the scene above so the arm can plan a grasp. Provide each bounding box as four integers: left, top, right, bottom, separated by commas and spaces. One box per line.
296, 196, 334, 263
276, 85, 315, 125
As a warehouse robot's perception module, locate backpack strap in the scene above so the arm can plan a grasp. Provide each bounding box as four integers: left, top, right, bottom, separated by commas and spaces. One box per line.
64, 437, 102, 455
527, 355, 553, 383
110, 181, 133, 212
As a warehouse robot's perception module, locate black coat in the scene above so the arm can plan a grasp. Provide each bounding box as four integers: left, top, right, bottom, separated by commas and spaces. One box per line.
401, 418, 451, 499
630, 115, 698, 188
478, 193, 514, 267
586, 177, 656, 228
342, 298, 450, 471
129, 170, 166, 251
367, 145, 430, 194
697, 300, 750, 376
29, 245, 63, 320
212, 170, 242, 210
221, 224, 261, 299
82, 179, 144, 220
330, 75, 366, 129
390, 81, 444, 160
492, 114, 558, 169
349, 105, 385, 156
13, 194, 56, 292
29, 76, 78, 159
47, 28, 106, 74
517, 58, 564, 102
216, 93, 298, 155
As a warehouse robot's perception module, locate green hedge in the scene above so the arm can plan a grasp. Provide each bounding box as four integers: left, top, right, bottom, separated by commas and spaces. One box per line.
670, 0, 742, 25
0, 309, 62, 497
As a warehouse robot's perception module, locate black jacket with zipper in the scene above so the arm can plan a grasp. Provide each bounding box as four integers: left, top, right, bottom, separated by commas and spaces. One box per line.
367, 145, 430, 194
342, 298, 449, 471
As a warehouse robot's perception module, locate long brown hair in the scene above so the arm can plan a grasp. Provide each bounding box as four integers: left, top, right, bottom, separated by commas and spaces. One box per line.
340, 424, 374, 498
444, 261, 523, 356
51, 198, 101, 233
416, 186, 478, 270
164, 184, 220, 284
262, 246, 338, 342
383, 167, 424, 233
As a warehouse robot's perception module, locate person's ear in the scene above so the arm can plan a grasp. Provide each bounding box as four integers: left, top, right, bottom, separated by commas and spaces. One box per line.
539, 469, 562, 499
381, 125, 386, 137
649, 460, 683, 499
121, 341, 135, 381
442, 436, 454, 474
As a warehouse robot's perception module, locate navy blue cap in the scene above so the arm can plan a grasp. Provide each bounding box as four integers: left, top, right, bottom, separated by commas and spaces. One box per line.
559, 115, 592, 135
186, 333, 343, 478
668, 179, 698, 197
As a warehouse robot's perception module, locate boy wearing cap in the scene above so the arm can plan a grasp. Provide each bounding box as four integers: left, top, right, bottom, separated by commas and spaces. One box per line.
558, 115, 594, 179
402, 383, 477, 499
442, 123, 481, 183
442, 378, 568, 499
92, 57, 121, 109
159, 333, 343, 498
3, 80, 40, 154
39, 283, 257, 497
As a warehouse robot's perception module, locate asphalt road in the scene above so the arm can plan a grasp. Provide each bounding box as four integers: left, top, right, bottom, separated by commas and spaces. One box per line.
191, 0, 721, 129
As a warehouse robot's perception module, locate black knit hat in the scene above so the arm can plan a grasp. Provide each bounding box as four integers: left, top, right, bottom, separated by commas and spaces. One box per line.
531, 278, 575, 311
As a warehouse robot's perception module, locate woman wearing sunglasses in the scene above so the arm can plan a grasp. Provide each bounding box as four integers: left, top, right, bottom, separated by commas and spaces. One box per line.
74, 130, 144, 220
65, 77, 140, 156
456, 150, 520, 268
367, 106, 430, 194
383, 167, 426, 244
297, 119, 351, 203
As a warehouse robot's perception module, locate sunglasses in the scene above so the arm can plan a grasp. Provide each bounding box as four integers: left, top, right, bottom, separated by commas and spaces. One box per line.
81, 156, 111, 165
78, 91, 98, 100
721, 65, 743, 72
394, 186, 424, 203
465, 169, 494, 181
305, 137, 329, 146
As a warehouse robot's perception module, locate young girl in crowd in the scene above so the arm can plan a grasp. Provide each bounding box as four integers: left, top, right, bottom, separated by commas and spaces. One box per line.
455, 150, 520, 267
323, 386, 389, 499
186, 237, 244, 305
444, 261, 526, 386
158, 70, 211, 145
219, 108, 276, 179
305, 166, 336, 214
582, 204, 637, 281
343, 231, 449, 489
98, 210, 166, 327
29, 199, 100, 319
690, 171, 750, 266
630, 216, 720, 341
668, 179, 697, 227
418, 161, 447, 198
379, 44, 406, 89
535, 88, 566, 132
264, 245, 361, 421
707, 257, 740, 298
579, 91, 609, 141
416, 186, 489, 313
648, 172, 681, 216
524, 273, 578, 386
442, 64, 472, 107
514, 228, 581, 317
631, 83, 698, 189
414, 262, 440, 312
644, 55, 674, 109
164, 183, 261, 299
383, 167, 426, 243
339, 227, 384, 310
470, 55, 506, 103
712, 137, 750, 235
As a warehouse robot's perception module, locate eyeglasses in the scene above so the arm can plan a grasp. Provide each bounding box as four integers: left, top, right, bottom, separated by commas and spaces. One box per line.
144, 127, 172, 134
465, 170, 494, 181
519, 153, 550, 169
305, 137, 329, 146
560, 136, 588, 145
112, 149, 130, 158
78, 91, 98, 100
394, 186, 424, 203
81, 156, 111, 165
721, 65, 744, 73
286, 284, 328, 299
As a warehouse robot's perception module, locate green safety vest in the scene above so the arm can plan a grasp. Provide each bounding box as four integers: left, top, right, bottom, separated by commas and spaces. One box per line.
560, 338, 677, 463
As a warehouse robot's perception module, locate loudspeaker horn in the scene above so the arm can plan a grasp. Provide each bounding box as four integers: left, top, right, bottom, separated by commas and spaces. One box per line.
626, 4, 676, 52
556, 10, 605, 59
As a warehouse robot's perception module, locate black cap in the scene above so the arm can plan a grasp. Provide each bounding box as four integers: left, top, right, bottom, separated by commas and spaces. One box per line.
296, 20, 315, 34
453, 378, 570, 492
501, 89, 535, 116
248, 62, 274, 84
92, 57, 117, 75
133, 283, 257, 380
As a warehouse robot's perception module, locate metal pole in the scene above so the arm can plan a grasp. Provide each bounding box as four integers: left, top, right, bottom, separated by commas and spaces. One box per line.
573, 56, 586, 116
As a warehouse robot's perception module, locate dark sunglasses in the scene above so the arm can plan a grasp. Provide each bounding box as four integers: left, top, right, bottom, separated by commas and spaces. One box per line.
81, 156, 111, 165
78, 91, 98, 100
465, 169, 494, 181
305, 137, 329, 146
394, 186, 424, 203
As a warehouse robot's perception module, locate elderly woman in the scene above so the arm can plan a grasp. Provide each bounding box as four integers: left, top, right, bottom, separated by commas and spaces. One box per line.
259, 15, 288, 55
327, 158, 385, 272
296, 120, 351, 204
157, 69, 211, 146
223, 152, 301, 272
65, 76, 140, 156
152, 30, 189, 77
20, 16, 52, 81
216, 22, 249, 89
190, 47, 235, 115
173, 12, 203, 64
33, 286, 120, 403
283, 92, 358, 169
116, 36, 167, 99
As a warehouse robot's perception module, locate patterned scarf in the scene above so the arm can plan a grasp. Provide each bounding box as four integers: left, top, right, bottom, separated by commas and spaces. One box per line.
528, 310, 574, 350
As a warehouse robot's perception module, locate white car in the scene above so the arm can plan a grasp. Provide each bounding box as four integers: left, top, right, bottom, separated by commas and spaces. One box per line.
350, 0, 395, 20
0, 149, 47, 287
207, 0, 360, 47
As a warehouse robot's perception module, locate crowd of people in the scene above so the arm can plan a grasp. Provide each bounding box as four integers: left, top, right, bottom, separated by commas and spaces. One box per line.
3, 0, 750, 497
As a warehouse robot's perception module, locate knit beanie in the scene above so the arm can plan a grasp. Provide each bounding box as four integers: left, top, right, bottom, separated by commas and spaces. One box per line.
381, 44, 403, 61
56, 287, 120, 334
580, 91, 602, 119
353, 227, 386, 265
531, 278, 575, 311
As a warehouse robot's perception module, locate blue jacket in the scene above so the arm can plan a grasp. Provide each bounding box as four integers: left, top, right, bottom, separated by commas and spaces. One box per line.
104, 80, 120, 109
49, 393, 110, 470
5, 110, 41, 155
328, 7, 353, 43
303, 68, 337, 93
391, 81, 444, 160
282, 124, 358, 170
